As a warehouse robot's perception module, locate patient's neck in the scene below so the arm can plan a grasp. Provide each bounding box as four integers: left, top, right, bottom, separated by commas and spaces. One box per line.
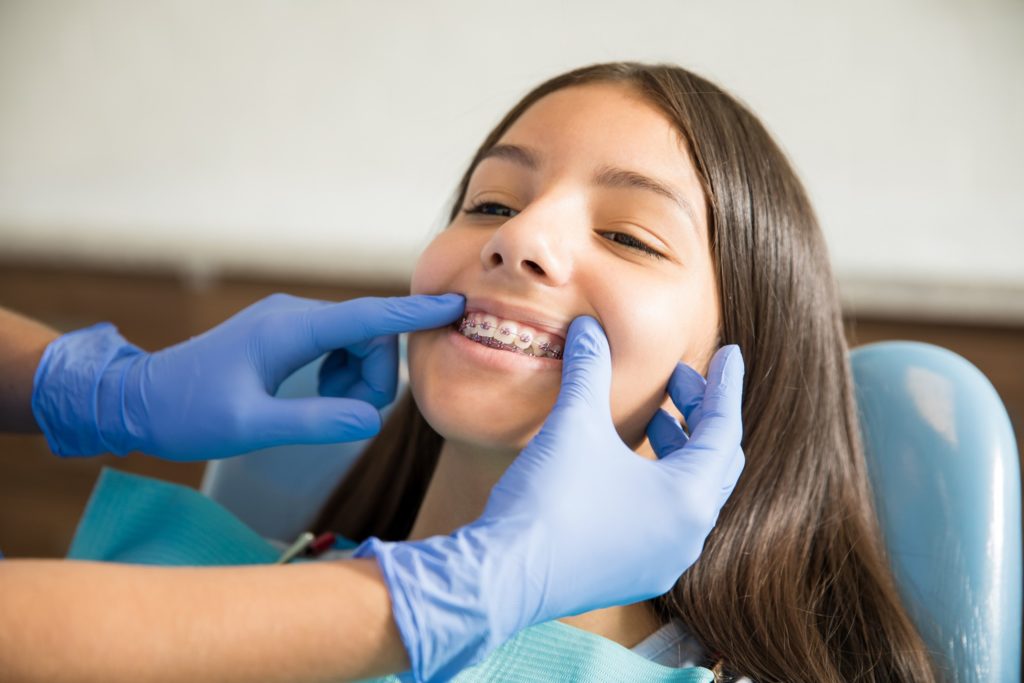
406, 439, 506, 541
407, 439, 663, 649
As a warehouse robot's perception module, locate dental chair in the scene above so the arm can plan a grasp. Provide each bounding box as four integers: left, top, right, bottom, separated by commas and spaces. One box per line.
850, 341, 1021, 682
202, 341, 1023, 682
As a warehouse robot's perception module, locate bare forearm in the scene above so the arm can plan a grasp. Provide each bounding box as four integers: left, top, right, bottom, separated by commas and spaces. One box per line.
0, 307, 59, 432
0, 558, 409, 683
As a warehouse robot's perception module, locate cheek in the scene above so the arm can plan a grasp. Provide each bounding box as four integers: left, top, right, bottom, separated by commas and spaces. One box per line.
605, 324, 687, 448
600, 275, 716, 447
410, 230, 471, 295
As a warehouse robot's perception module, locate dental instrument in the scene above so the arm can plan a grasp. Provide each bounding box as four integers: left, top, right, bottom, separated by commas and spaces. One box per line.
275, 532, 315, 565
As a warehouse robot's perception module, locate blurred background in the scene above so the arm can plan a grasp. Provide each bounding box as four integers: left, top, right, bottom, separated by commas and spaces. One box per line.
1, 0, 1021, 557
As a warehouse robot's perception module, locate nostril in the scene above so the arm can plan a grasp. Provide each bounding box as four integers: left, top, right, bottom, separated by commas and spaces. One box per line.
490, 253, 503, 267
524, 260, 544, 275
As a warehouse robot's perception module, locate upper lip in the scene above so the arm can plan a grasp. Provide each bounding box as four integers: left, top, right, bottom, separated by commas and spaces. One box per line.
463, 296, 570, 341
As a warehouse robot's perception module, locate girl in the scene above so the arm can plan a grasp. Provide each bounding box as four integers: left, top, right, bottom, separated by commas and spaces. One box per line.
315, 62, 942, 682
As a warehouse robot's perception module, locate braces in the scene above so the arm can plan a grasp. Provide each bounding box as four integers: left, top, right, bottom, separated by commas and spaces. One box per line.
457, 317, 563, 360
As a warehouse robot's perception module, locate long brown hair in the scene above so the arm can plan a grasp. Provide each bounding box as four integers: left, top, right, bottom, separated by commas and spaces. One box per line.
316, 63, 943, 682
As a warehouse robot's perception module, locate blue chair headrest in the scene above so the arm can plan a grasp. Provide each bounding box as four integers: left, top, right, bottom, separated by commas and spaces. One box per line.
852, 341, 1021, 683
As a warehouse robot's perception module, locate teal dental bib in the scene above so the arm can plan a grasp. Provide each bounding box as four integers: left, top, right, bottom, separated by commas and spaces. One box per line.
69, 469, 713, 683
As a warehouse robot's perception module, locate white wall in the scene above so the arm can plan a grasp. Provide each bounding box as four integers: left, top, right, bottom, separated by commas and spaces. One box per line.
1, 1, 1022, 320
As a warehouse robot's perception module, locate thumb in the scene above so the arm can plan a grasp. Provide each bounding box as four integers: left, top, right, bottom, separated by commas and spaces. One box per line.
685, 344, 744, 450
252, 396, 383, 446
308, 293, 465, 352
553, 316, 613, 419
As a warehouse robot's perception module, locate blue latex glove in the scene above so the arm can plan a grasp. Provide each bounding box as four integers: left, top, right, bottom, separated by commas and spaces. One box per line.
31, 293, 464, 460
356, 316, 745, 682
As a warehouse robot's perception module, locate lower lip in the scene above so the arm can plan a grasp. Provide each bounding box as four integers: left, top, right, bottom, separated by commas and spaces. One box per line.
446, 328, 562, 372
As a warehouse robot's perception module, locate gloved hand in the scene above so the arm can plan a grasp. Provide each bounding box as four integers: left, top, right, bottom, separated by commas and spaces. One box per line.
31, 293, 464, 460
356, 316, 745, 682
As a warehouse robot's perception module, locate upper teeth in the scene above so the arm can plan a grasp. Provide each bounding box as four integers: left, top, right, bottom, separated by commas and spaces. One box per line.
459, 313, 564, 359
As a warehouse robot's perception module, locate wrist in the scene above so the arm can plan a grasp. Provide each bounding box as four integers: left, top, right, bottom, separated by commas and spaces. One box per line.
353, 523, 540, 683
31, 323, 143, 457
94, 347, 147, 456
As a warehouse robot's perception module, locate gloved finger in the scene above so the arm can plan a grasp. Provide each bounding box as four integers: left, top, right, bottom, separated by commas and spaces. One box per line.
551, 316, 613, 421
646, 408, 689, 459
307, 294, 465, 354
666, 361, 707, 429
658, 345, 744, 480
319, 336, 399, 408
679, 345, 744, 455
253, 396, 383, 445
717, 447, 745, 508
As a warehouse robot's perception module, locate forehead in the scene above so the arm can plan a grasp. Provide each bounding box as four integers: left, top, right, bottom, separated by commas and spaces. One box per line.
489, 82, 707, 217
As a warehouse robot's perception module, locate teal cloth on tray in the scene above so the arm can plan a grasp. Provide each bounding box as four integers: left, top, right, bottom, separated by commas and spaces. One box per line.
69, 468, 713, 683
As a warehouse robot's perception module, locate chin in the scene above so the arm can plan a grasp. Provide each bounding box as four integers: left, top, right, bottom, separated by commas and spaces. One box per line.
410, 379, 547, 453
408, 328, 558, 452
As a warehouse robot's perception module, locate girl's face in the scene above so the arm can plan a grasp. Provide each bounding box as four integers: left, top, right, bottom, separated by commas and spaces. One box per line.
409, 83, 720, 453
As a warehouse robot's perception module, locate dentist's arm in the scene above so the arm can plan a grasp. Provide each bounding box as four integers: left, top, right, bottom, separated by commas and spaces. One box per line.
0, 557, 409, 683
0, 293, 466, 680
20, 293, 466, 459
0, 294, 447, 682
0, 307, 58, 432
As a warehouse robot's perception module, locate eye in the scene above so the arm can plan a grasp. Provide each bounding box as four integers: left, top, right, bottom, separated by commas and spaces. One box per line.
463, 201, 519, 218
602, 232, 666, 260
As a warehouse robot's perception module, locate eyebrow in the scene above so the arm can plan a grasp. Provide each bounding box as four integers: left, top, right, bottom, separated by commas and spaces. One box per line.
477, 143, 698, 226
478, 143, 539, 170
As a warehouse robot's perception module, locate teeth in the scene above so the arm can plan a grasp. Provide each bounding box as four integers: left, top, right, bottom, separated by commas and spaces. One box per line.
457, 313, 563, 360
476, 314, 498, 339
512, 327, 535, 350
494, 320, 517, 345
531, 332, 553, 357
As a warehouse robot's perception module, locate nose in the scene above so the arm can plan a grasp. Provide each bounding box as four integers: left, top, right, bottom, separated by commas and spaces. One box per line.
480, 208, 573, 286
